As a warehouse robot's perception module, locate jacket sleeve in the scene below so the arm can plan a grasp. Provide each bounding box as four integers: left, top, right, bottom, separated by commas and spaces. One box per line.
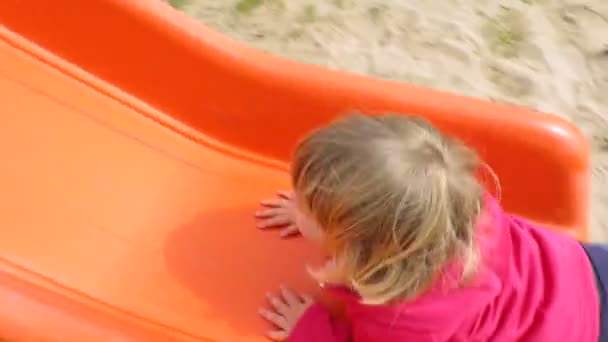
289, 303, 351, 342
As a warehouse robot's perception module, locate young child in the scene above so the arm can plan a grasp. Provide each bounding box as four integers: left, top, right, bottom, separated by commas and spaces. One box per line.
255, 114, 602, 341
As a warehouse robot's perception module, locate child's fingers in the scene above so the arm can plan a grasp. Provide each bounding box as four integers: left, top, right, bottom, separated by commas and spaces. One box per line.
280, 225, 299, 237
280, 287, 300, 307
266, 330, 288, 341
276, 190, 293, 199
255, 208, 284, 218
300, 294, 314, 305
267, 292, 290, 315
261, 197, 291, 208
257, 216, 291, 229
260, 199, 280, 207
259, 308, 287, 329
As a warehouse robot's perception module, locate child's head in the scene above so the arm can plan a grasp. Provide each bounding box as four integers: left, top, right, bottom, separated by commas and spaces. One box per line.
291, 114, 484, 305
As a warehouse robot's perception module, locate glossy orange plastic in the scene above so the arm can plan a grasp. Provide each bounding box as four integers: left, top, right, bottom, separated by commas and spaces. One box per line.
0, 0, 590, 340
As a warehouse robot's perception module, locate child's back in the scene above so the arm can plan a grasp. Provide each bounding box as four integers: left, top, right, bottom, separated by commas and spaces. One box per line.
257, 114, 599, 341
293, 196, 598, 341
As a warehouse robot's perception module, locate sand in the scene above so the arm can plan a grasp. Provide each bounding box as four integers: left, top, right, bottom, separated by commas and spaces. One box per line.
173, 0, 608, 241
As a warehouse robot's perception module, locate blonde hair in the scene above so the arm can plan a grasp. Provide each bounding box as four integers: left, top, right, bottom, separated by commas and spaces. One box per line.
291, 114, 483, 305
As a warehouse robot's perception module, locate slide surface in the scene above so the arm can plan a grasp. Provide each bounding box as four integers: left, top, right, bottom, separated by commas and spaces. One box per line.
0, 0, 590, 341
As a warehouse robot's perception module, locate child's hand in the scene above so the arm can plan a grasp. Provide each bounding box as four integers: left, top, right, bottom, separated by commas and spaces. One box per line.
259, 287, 314, 341
256, 191, 299, 237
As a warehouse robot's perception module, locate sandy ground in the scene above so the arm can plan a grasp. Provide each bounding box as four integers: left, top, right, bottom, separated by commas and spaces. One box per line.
173, 0, 608, 241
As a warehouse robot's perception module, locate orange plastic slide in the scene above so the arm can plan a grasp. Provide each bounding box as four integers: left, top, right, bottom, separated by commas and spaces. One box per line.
0, 0, 590, 341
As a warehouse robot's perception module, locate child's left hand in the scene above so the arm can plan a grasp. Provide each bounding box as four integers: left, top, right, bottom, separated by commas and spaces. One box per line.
259, 287, 314, 341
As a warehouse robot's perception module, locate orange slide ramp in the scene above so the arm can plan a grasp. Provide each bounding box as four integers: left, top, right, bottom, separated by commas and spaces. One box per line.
0, 0, 590, 341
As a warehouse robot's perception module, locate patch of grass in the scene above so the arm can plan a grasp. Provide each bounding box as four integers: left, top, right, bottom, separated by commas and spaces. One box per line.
368, 5, 386, 23
300, 4, 318, 23
496, 30, 521, 56
267, 0, 286, 14
482, 9, 528, 58
333, 0, 347, 9
168, 0, 190, 9
235, 0, 264, 14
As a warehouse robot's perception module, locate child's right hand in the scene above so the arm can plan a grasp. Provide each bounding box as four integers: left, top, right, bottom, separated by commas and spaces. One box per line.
256, 191, 300, 238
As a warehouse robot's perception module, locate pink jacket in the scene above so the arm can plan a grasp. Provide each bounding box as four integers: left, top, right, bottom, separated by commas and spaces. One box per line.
289, 196, 599, 341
